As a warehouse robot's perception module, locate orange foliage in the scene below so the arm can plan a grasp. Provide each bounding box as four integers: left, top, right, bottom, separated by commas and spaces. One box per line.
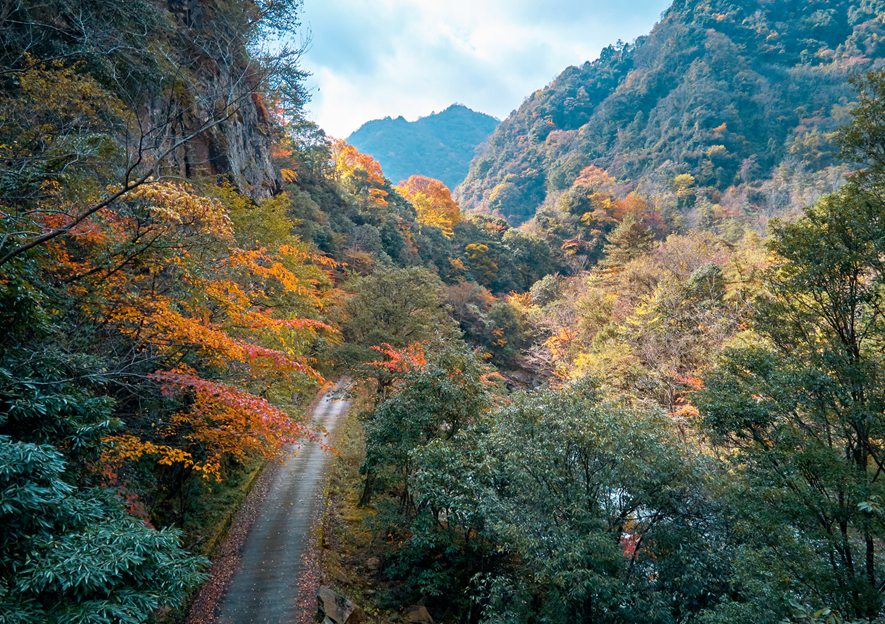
574, 165, 617, 192
31, 180, 340, 480
126, 181, 233, 239
545, 327, 577, 360
668, 376, 705, 421
367, 342, 428, 374
480, 371, 507, 387
104, 370, 330, 480
331, 140, 386, 185
507, 291, 533, 308
109, 296, 325, 380
395, 175, 462, 236
615, 191, 666, 235
331, 140, 390, 208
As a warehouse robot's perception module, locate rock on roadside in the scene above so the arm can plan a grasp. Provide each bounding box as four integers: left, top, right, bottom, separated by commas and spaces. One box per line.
406, 605, 434, 624
317, 586, 366, 624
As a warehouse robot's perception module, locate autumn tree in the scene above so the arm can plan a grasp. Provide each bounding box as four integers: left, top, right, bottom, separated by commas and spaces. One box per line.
0, 10, 333, 607
335, 266, 460, 369
3, 179, 335, 485
331, 140, 391, 212
600, 214, 654, 270
395, 175, 462, 236
0, 14, 334, 484
672, 173, 697, 209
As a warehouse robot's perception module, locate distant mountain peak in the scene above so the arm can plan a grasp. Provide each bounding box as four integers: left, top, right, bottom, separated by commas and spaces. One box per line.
347, 105, 498, 189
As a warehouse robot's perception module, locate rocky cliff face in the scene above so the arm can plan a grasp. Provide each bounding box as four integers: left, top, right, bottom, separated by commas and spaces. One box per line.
214, 90, 282, 199
149, 0, 283, 200
158, 83, 282, 201
0, 0, 288, 202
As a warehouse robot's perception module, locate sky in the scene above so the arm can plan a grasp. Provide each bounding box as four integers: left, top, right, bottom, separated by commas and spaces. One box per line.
295, 0, 674, 139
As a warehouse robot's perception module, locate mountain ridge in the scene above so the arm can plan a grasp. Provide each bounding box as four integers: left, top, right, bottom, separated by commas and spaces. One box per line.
347, 104, 499, 190
457, 0, 885, 224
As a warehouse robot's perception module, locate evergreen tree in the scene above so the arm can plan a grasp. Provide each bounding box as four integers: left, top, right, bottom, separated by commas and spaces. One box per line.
0, 437, 207, 623
600, 215, 653, 269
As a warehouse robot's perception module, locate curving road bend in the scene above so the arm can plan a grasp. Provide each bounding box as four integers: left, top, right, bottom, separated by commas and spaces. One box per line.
215, 384, 349, 624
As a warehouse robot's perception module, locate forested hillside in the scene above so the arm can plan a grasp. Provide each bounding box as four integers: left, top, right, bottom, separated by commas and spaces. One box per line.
0, 0, 336, 619
337, 70, 885, 623
459, 0, 885, 224
347, 104, 499, 190
9, 0, 885, 623
0, 1, 549, 618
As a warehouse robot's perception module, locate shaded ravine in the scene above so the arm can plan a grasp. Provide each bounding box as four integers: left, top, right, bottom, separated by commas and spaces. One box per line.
214, 383, 349, 624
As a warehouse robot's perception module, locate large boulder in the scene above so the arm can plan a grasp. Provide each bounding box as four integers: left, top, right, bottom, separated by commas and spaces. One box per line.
316, 587, 365, 624
405, 605, 434, 624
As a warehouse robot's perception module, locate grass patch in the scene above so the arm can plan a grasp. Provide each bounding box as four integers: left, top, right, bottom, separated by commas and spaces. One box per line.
321, 395, 432, 624
181, 457, 267, 556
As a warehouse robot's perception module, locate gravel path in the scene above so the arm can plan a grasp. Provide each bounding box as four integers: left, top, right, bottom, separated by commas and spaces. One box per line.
210, 384, 349, 624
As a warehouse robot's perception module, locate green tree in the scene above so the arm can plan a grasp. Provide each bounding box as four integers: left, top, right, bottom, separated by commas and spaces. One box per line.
501, 228, 557, 291
359, 343, 491, 507
337, 266, 460, 367
600, 214, 653, 270
488, 180, 522, 216
698, 68, 885, 622
698, 186, 885, 621
838, 70, 885, 185
472, 380, 724, 624
0, 436, 207, 623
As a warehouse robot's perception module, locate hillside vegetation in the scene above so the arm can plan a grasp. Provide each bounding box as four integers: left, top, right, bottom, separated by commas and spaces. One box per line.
459, 0, 885, 225
0, 2, 551, 617
340, 71, 885, 622
0, 0, 335, 619
9, 0, 885, 623
347, 104, 499, 190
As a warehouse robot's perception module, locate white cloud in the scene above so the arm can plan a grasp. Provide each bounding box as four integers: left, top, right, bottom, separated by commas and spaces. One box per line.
296, 0, 672, 138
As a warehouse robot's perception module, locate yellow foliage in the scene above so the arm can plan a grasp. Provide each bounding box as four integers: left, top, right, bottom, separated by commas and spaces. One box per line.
395, 175, 462, 236
573, 165, 616, 192
330, 140, 390, 210
449, 257, 466, 272
331, 140, 386, 186
127, 180, 234, 239
465, 243, 498, 284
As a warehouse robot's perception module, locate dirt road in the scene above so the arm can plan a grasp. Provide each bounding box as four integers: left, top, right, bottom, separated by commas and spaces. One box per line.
214, 385, 349, 624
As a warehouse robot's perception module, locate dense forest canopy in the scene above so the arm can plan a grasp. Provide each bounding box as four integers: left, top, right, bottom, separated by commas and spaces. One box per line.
349, 68, 885, 621
458, 0, 885, 225
6, 0, 885, 623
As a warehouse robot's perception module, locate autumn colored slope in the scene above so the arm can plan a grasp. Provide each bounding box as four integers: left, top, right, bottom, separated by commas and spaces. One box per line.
459, 0, 885, 224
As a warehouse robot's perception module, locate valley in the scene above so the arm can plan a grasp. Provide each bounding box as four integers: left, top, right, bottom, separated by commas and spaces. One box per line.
3, 1, 885, 623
